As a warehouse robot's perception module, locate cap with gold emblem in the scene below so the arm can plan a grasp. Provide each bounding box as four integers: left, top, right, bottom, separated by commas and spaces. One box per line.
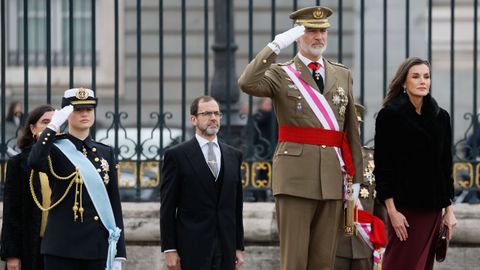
289, 6, 333, 29
61, 87, 97, 109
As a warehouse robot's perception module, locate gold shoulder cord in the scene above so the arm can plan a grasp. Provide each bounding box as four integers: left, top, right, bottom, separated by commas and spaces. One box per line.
29, 156, 85, 222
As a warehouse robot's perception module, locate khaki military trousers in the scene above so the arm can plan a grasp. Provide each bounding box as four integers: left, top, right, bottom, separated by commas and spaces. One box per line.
334, 256, 373, 270
275, 195, 343, 270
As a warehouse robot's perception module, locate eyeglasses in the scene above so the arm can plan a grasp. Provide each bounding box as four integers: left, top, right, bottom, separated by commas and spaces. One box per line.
196, 111, 223, 118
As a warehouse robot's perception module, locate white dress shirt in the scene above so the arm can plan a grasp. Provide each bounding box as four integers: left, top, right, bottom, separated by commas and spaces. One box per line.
297, 52, 325, 84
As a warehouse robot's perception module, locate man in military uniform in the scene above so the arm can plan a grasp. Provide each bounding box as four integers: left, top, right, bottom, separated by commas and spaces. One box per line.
28, 88, 126, 270
334, 104, 381, 270
238, 6, 363, 270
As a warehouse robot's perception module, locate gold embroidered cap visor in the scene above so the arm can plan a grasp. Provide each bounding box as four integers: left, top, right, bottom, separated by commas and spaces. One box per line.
61, 87, 98, 109
289, 6, 333, 29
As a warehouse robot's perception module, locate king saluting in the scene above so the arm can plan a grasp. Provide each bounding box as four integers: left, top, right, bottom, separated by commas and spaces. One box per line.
28, 88, 126, 270
238, 6, 363, 270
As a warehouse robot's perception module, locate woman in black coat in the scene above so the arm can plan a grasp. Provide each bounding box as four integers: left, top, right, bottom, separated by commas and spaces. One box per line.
374, 57, 457, 269
0, 105, 54, 270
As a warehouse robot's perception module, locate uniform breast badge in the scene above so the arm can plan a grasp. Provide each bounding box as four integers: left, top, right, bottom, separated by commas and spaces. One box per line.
332, 86, 348, 116
359, 186, 370, 199
296, 102, 303, 112
100, 158, 110, 184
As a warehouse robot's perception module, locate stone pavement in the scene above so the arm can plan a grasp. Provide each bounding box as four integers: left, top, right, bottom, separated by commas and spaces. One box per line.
0, 202, 479, 269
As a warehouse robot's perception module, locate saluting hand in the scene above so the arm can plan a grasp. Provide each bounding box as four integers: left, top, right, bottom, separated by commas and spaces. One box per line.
47, 105, 74, 131
271, 25, 305, 51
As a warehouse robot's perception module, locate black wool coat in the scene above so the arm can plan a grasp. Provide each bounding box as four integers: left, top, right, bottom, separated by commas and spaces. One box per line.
0, 150, 43, 270
373, 94, 454, 210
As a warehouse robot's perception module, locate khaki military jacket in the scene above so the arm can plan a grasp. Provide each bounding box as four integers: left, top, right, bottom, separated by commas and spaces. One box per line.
238, 46, 363, 200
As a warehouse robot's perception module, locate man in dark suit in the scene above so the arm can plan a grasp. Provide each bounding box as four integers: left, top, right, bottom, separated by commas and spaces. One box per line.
28, 88, 126, 270
160, 96, 245, 270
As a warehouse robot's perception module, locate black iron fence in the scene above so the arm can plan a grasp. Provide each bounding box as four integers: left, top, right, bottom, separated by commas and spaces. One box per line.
1, 0, 480, 202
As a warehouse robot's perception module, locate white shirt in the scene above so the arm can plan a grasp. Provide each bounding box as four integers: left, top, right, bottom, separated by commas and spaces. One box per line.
297, 52, 326, 84
195, 134, 222, 176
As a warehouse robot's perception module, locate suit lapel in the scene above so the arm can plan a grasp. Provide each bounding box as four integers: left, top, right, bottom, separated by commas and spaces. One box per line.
218, 142, 234, 202
323, 59, 338, 96
294, 56, 321, 93
182, 138, 216, 196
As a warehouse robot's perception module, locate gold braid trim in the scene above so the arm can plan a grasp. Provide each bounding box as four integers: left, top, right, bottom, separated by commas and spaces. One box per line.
29, 169, 77, 212
31, 157, 85, 222
47, 156, 77, 180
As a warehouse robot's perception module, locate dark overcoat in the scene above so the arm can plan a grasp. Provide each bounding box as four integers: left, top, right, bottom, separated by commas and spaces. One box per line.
0, 150, 43, 270
374, 94, 454, 210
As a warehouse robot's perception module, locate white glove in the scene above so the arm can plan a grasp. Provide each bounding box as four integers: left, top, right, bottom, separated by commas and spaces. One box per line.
112, 259, 123, 270
47, 105, 73, 131
269, 25, 305, 53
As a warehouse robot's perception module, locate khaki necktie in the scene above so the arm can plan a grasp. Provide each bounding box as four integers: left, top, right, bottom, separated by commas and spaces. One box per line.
207, 142, 219, 179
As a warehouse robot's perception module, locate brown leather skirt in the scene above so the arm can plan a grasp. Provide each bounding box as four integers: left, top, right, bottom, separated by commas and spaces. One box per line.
381, 208, 442, 270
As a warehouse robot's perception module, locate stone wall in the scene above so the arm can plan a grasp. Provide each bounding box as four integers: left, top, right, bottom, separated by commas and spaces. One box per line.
0, 203, 478, 269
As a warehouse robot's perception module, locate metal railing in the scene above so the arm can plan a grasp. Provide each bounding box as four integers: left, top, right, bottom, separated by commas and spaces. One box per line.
1, 0, 479, 202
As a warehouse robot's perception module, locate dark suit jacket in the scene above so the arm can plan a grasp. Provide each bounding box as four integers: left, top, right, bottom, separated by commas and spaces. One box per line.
0, 149, 43, 270
160, 138, 244, 270
27, 128, 126, 260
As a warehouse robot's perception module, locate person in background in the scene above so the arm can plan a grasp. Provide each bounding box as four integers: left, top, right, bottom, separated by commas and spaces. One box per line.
6, 101, 25, 129
374, 57, 457, 269
1, 105, 55, 270
252, 97, 276, 160
5, 101, 26, 144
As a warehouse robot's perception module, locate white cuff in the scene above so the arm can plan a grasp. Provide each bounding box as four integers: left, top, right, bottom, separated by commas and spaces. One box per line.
267, 42, 281, 55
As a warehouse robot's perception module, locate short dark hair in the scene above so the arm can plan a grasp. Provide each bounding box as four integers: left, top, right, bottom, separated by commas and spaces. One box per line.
190, 96, 218, 116
17, 105, 55, 151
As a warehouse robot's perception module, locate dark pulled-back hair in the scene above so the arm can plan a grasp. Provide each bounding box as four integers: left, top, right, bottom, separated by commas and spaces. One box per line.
17, 105, 55, 151
383, 57, 431, 107
190, 96, 218, 116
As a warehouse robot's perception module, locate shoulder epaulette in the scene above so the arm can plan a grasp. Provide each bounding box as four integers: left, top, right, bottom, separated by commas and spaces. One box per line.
55, 133, 67, 139
277, 59, 294, 66
93, 141, 111, 148
327, 59, 349, 70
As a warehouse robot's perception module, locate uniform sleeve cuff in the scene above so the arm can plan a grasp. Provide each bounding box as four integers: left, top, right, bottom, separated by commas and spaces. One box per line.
267, 42, 281, 55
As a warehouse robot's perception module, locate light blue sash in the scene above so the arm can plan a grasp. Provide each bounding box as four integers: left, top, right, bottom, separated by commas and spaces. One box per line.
54, 139, 121, 270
